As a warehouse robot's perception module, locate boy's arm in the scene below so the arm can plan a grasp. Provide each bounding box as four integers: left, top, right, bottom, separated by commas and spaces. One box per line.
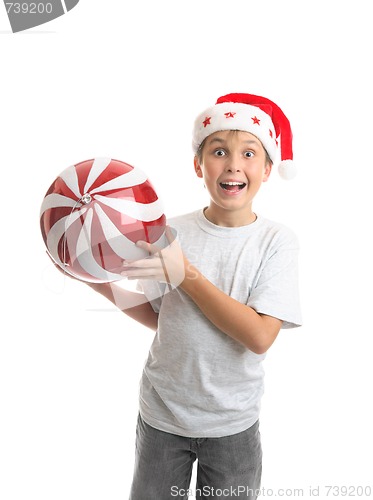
180, 264, 282, 354
123, 231, 281, 353
47, 253, 158, 331
88, 282, 159, 331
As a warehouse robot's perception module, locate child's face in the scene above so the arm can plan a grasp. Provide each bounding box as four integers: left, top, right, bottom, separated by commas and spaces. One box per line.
194, 130, 272, 221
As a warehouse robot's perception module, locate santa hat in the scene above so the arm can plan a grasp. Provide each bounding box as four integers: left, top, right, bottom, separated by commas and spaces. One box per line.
192, 93, 296, 180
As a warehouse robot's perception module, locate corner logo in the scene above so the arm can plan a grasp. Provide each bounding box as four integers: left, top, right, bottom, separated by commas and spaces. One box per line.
3, 0, 79, 32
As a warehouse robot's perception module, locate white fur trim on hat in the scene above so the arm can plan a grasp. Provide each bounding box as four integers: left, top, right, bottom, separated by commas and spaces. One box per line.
192, 102, 279, 163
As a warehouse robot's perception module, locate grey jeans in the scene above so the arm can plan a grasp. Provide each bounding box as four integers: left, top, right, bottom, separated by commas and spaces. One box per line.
129, 414, 262, 500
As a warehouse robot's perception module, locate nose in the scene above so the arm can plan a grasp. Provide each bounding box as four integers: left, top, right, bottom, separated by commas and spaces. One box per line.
225, 159, 241, 173
226, 166, 240, 173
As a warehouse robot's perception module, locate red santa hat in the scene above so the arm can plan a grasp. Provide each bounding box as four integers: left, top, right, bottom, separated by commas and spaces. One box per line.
192, 93, 296, 180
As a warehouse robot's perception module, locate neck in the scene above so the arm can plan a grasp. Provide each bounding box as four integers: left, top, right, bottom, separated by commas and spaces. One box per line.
204, 205, 257, 227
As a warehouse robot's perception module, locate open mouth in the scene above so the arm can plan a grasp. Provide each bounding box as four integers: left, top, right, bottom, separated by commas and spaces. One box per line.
219, 181, 247, 192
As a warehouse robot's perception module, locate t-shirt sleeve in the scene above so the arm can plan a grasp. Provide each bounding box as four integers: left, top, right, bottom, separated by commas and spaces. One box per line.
247, 229, 302, 329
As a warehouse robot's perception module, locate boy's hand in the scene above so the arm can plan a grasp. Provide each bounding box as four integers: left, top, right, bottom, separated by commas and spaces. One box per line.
121, 226, 186, 287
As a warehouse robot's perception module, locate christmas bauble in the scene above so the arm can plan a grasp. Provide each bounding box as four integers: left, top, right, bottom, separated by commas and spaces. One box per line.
40, 157, 167, 283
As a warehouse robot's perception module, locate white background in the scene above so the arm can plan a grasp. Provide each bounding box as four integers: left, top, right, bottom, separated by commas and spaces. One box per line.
1, 1, 372, 499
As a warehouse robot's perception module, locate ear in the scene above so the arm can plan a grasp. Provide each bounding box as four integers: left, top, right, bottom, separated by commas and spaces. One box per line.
194, 156, 203, 178
262, 162, 272, 183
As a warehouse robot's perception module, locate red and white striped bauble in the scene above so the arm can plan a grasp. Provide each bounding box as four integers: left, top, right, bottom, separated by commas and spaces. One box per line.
40, 158, 167, 283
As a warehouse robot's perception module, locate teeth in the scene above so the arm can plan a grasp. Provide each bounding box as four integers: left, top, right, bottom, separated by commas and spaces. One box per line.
221, 182, 245, 186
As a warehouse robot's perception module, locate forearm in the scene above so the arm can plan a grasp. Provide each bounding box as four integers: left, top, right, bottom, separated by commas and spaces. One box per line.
180, 264, 281, 354
87, 282, 158, 331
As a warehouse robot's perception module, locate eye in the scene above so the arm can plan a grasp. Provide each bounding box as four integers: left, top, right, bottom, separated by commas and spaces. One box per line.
244, 151, 254, 158
214, 149, 226, 157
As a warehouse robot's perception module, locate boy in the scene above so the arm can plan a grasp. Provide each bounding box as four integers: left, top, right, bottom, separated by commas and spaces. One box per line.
90, 93, 302, 499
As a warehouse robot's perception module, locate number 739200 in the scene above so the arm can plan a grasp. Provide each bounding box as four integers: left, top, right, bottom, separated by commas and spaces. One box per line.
5, 3, 53, 14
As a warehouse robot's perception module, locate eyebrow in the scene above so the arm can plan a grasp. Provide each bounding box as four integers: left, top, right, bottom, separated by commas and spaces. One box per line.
208, 137, 260, 146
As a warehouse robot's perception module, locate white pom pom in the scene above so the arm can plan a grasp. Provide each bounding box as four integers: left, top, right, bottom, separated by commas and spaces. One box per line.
278, 160, 297, 180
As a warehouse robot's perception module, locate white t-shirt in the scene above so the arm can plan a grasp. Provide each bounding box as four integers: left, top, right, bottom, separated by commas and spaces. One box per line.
138, 209, 302, 438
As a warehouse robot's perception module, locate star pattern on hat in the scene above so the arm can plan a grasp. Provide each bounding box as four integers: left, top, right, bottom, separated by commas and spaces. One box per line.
203, 117, 211, 127
224, 112, 236, 118
251, 116, 260, 125
269, 129, 279, 146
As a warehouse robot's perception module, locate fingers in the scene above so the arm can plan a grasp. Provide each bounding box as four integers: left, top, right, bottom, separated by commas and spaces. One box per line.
136, 226, 176, 251
135, 239, 159, 255
120, 226, 180, 284
134, 225, 176, 253
122, 256, 160, 269
121, 264, 164, 280
122, 273, 159, 280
